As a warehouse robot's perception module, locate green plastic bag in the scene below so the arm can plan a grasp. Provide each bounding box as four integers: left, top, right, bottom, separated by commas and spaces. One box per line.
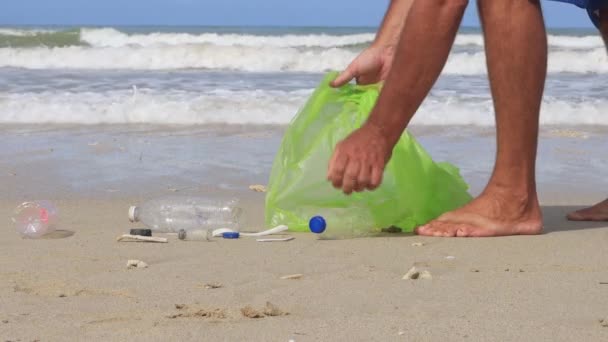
265, 71, 471, 235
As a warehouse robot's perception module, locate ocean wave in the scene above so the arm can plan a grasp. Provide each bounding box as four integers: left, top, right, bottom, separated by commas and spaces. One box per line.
0, 28, 58, 36
443, 48, 608, 74
1, 44, 606, 74
0, 89, 311, 125
0, 90, 605, 126
411, 97, 608, 125
2, 27, 603, 50
0, 28, 81, 48
80, 28, 375, 48
79, 28, 607, 50
0, 45, 357, 72
456, 34, 604, 49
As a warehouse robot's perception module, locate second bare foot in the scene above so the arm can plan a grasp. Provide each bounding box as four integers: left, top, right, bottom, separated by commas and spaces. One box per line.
566, 199, 608, 222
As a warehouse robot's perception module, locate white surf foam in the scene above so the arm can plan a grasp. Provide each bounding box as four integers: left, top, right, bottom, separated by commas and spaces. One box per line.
80, 29, 605, 50
0, 45, 357, 72
411, 97, 608, 126
443, 48, 608, 75
0, 28, 57, 37
1, 28, 604, 50
80, 28, 375, 48
0, 89, 311, 125
1, 44, 606, 74
455, 34, 605, 49
0, 90, 605, 126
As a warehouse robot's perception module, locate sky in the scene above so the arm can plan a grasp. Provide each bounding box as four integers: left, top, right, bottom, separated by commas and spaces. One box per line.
0, 0, 596, 28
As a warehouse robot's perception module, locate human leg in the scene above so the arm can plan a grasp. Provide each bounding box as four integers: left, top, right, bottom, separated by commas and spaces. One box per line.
416, 0, 547, 237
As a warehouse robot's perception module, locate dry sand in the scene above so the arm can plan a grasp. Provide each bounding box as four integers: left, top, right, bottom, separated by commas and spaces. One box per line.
1, 194, 608, 342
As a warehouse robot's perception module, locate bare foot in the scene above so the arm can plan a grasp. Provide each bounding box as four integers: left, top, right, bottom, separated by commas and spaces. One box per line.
566, 199, 608, 221
415, 187, 543, 237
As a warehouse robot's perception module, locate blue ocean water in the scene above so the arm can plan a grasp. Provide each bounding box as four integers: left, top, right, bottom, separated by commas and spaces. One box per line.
0, 26, 606, 125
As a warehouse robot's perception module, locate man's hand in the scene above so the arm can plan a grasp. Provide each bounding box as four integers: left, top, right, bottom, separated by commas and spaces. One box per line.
327, 123, 393, 194
330, 45, 395, 87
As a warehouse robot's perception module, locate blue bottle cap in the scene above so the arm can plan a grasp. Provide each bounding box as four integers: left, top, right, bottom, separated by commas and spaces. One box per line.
222, 232, 240, 239
309, 216, 326, 234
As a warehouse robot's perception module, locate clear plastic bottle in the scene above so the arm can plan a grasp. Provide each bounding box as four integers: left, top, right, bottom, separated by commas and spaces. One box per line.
177, 229, 211, 241
128, 196, 242, 233
12, 201, 58, 239
307, 207, 377, 240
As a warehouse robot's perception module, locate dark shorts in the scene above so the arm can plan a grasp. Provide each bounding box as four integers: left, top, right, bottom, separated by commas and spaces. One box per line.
549, 0, 608, 28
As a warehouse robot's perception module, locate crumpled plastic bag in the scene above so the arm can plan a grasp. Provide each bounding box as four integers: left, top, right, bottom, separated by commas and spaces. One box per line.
265, 71, 471, 233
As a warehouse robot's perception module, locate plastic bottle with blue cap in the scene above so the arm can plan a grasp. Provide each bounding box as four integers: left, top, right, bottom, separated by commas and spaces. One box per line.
130, 196, 242, 241
307, 207, 376, 239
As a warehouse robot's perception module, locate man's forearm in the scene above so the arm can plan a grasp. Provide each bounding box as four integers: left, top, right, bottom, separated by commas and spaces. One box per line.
374, 0, 414, 48
367, 0, 468, 146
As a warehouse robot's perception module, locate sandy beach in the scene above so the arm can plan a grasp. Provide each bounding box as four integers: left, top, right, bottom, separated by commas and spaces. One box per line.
1, 126, 608, 342
1, 197, 608, 341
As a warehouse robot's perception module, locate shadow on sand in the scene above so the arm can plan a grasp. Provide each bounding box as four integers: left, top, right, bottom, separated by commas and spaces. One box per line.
542, 206, 607, 233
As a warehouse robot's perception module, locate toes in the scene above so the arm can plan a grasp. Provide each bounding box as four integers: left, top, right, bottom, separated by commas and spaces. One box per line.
435, 221, 461, 237
416, 221, 491, 238
566, 211, 608, 222
415, 221, 459, 237
455, 224, 483, 237
566, 211, 584, 221
415, 224, 436, 236
414, 225, 427, 235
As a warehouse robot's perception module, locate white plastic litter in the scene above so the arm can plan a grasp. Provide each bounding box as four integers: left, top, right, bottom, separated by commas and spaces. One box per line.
126, 260, 148, 269
117, 234, 168, 243
256, 237, 294, 242
211, 225, 288, 237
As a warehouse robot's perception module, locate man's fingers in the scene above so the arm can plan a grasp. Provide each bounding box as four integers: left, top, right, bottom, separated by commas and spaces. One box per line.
341, 161, 360, 195
369, 166, 383, 190
328, 152, 348, 189
330, 67, 356, 88
355, 164, 371, 192
355, 73, 379, 86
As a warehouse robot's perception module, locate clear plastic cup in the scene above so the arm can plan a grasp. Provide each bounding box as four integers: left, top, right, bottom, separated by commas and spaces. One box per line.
12, 201, 58, 238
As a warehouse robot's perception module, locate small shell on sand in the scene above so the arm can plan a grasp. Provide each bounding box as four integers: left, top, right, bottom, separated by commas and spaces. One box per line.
263, 302, 288, 316
241, 302, 288, 318
280, 274, 303, 280
420, 270, 432, 280
168, 307, 227, 319
126, 260, 148, 269
241, 306, 264, 318
411, 242, 424, 247
599, 318, 608, 327
402, 267, 420, 280
248, 184, 267, 192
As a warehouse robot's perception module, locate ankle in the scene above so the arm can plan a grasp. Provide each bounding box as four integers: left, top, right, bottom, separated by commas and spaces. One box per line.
484, 179, 537, 200
481, 183, 540, 215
